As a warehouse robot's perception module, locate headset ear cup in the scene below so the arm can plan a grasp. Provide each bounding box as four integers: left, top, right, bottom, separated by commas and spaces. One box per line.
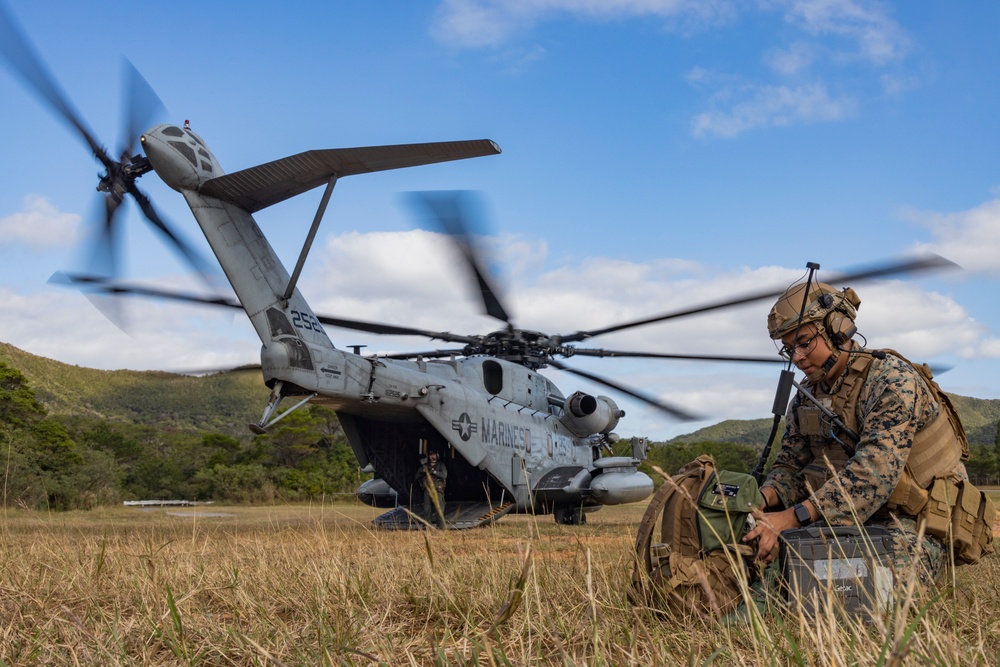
826, 310, 857, 346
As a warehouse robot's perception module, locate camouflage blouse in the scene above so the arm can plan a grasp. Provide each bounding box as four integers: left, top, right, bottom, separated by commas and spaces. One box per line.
763, 350, 940, 524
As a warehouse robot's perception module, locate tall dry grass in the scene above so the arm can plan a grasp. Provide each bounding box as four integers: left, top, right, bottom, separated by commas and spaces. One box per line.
0, 501, 998, 665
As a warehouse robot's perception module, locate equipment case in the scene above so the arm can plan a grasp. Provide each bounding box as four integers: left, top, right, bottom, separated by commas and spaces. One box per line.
779, 525, 894, 621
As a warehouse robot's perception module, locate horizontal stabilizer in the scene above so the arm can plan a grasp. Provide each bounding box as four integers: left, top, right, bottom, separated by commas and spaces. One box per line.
199, 139, 501, 213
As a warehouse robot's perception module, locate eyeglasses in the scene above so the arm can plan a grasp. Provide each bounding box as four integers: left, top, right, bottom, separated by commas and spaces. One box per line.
779, 332, 819, 359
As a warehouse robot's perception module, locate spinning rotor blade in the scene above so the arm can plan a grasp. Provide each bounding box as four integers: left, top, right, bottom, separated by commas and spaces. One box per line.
52, 273, 481, 344
310, 318, 477, 344
569, 348, 785, 364
0, 2, 110, 166
548, 359, 702, 422
127, 181, 217, 282
558, 254, 957, 343
1, 5, 213, 285
85, 195, 123, 278
118, 59, 164, 161
409, 191, 512, 324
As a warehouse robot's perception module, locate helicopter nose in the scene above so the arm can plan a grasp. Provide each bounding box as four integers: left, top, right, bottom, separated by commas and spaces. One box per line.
140, 124, 204, 192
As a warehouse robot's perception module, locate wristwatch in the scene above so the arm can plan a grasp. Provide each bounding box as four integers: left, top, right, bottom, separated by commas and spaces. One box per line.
792, 503, 813, 527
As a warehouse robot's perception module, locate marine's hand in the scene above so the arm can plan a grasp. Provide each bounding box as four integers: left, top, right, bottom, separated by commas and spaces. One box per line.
743, 507, 798, 564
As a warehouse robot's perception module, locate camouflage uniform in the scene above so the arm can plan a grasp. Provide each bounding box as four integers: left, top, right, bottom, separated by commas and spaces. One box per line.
417, 457, 448, 526
762, 349, 967, 587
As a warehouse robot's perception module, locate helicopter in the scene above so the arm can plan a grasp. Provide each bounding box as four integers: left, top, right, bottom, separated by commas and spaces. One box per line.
0, 4, 953, 528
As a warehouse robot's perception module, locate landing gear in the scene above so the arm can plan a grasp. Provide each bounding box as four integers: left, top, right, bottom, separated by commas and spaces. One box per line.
248, 381, 317, 434
554, 506, 587, 525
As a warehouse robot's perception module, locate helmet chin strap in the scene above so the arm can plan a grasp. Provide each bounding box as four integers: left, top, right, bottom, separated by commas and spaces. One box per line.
805, 363, 830, 384
805, 327, 841, 384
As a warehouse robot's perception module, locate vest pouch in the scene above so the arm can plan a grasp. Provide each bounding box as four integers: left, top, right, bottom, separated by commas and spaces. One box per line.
951, 480, 980, 559
922, 478, 959, 541
798, 405, 828, 436
803, 462, 832, 496
961, 490, 996, 565
976, 494, 996, 558
886, 467, 930, 516
696, 470, 763, 554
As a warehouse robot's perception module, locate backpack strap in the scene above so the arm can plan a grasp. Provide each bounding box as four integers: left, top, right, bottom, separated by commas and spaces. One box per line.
631, 455, 716, 598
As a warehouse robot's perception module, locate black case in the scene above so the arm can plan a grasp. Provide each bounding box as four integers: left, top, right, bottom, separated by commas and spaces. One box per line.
779, 525, 894, 620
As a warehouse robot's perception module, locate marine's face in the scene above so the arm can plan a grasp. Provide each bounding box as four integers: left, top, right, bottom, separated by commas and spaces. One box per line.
780, 323, 832, 378
429, 453, 439, 463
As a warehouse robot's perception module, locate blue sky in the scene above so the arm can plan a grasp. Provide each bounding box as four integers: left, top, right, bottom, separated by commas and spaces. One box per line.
1, 0, 999, 439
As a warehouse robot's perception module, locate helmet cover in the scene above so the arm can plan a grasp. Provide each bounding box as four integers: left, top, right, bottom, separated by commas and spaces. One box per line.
767, 282, 860, 341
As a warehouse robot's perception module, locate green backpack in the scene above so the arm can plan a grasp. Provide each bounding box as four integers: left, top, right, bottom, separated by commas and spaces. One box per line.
631, 455, 764, 617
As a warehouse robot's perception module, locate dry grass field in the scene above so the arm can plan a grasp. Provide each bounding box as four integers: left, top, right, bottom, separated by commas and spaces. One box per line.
1, 499, 999, 666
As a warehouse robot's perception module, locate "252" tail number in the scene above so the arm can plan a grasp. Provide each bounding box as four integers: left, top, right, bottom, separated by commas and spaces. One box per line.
290, 310, 325, 334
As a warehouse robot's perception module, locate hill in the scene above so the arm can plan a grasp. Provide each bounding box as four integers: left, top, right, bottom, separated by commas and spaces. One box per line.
0, 342, 266, 436
0, 342, 362, 509
667, 396, 1000, 446
4, 341, 998, 445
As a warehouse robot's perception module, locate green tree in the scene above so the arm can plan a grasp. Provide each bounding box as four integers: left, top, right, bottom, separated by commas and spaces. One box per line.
645, 441, 760, 486
0, 362, 116, 509
0, 362, 45, 428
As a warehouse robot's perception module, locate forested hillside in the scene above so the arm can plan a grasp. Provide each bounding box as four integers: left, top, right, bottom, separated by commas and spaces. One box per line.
0, 342, 265, 435
2, 342, 999, 509
0, 344, 365, 509
653, 390, 1000, 485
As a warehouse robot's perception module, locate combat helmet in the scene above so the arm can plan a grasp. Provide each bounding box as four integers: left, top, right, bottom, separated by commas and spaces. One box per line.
768, 281, 861, 380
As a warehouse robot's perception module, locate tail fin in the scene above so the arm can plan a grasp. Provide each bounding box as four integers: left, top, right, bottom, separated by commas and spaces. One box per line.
180, 138, 500, 356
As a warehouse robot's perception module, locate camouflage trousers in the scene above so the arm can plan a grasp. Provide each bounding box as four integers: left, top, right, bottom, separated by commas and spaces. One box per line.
866, 515, 948, 589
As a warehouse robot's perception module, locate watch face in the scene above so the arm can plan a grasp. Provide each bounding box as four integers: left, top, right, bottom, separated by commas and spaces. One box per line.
794, 504, 812, 526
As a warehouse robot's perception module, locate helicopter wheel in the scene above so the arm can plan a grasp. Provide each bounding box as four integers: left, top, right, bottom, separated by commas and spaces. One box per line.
554, 506, 586, 525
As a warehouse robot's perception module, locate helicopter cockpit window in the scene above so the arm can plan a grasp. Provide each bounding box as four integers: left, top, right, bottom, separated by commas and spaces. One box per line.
168, 141, 198, 167
482, 360, 503, 395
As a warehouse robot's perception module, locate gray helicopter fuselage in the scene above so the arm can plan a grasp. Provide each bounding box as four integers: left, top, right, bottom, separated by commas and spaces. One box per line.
141, 123, 652, 517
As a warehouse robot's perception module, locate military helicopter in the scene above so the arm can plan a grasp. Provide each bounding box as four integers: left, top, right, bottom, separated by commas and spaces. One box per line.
0, 4, 952, 528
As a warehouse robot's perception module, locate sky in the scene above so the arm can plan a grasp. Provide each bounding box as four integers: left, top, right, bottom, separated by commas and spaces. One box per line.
1, 0, 999, 440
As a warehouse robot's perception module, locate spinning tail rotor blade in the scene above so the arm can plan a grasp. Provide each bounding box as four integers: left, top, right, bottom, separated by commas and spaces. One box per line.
409, 191, 512, 324
558, 254, 958, 343
85, 195, 123, 278
548, 358, 702, 421
0, 1, 110, 166
118, 59, 164, 161
1, 5, 214, 285
126, 182, 217, 284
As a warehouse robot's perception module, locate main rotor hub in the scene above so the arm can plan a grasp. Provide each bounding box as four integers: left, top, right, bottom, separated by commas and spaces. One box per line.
464, 328, 564, 369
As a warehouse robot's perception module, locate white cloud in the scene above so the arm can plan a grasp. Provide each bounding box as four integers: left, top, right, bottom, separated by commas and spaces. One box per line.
5, 216, 995, 439
764, 41, 817, 76
779, 0, 910, 66
299, 228, 997, 433
691, 82, 857, 137
430, 0, 734, 49
905, 199, 1000, 276
0, 286, 259, 372
0, 195, 82, 249
430, 1, 914, 138
855, 282, 1000, 360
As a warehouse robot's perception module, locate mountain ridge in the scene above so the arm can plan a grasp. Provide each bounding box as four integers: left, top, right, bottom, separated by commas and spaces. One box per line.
0, 342, 265, 436
3, 341, 998, 444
